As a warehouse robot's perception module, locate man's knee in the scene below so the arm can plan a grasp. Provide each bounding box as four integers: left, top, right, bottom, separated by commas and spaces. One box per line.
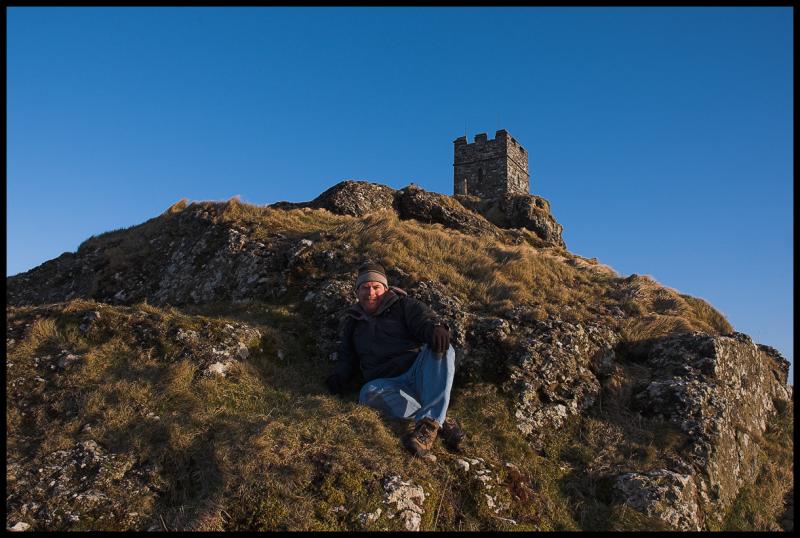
426, 344, 456, 366
359, 382, 381, 404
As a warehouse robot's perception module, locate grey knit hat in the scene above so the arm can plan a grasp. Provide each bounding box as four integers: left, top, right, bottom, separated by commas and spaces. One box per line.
355, 262, 388, 291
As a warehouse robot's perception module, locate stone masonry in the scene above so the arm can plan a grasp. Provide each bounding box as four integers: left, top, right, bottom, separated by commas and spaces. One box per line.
453, 129, 529, 198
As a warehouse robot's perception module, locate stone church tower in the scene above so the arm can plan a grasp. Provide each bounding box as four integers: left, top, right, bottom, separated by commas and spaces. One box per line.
453, 129, 530, 198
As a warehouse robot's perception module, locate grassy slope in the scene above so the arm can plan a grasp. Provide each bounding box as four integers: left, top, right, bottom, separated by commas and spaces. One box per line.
7, 201, 786, 531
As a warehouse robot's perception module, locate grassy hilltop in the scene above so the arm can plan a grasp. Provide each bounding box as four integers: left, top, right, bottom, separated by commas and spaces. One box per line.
6, 187, 793, 531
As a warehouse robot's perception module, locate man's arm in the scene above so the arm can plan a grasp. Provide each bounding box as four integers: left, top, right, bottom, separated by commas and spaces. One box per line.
401, 297, 450, 352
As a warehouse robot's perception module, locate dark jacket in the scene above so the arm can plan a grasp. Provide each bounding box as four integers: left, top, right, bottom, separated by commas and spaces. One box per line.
332, 287, 447, 385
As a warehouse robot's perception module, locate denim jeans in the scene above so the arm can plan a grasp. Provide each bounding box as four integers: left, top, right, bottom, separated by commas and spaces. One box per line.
358, 344, 455, 426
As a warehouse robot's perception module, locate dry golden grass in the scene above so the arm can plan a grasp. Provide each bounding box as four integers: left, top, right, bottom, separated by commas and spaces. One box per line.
216, 197, 354, 240
6, 197, 752, 530
321, 210, 613, 319
680, 294, 733, 334
72, 197, 732, 345
205, 200, 734, 346
12, 317, 61, 358
619, 314, 696, 343
164, 198, 189, 215
615, 275, 733, 341
5, 299, 607, 531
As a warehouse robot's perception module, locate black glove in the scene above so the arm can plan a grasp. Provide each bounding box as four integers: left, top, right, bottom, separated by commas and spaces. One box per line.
431, 325, 450, 355
326, 374, 343, 395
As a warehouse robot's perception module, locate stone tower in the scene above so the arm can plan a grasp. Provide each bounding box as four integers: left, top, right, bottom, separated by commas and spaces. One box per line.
453, 129, 530, 198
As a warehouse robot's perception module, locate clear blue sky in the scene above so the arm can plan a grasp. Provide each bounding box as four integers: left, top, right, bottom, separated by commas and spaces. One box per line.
7, 7, 793, 381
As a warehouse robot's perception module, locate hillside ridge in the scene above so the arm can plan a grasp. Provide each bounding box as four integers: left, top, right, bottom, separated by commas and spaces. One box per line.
6, 180, 793, 531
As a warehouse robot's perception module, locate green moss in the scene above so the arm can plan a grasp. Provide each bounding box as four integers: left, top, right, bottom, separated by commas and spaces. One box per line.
241, 487, 291, 530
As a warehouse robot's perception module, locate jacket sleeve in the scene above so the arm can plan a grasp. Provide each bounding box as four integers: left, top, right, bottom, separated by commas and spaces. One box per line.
401, 296, 448, 346
332, 316, 358, 382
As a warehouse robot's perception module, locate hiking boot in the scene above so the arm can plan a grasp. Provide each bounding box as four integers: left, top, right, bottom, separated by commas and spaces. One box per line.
403, 417, 440, 456
440, 417, 465, 451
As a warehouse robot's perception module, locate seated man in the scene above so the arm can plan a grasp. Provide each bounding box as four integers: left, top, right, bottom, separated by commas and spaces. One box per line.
325, 262, 465, 456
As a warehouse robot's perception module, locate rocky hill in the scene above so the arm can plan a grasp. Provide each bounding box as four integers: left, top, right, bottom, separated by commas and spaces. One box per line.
5, 181, 793, 531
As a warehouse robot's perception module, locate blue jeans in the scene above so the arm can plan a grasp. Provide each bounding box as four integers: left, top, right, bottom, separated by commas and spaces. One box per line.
358, 344, 455, 426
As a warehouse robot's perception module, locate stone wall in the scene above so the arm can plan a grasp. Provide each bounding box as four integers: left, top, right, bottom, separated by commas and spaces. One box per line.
453, 129, 529, 198
504, 133, 529, 194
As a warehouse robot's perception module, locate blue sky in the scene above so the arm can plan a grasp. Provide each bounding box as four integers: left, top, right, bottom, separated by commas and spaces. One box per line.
7, 7, 793, 381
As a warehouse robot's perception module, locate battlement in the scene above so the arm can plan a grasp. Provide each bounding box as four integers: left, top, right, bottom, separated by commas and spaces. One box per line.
453, 129, 530, 198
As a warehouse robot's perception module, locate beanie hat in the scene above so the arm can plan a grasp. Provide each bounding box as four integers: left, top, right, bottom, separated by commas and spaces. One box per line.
355, 262, 389, 291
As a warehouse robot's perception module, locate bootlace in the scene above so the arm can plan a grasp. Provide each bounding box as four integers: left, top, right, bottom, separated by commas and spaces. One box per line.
416, 423, 436, 444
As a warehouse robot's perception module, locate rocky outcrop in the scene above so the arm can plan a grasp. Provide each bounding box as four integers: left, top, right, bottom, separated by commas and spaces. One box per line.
273, 181, 510, 239
455, 193, 565, 247
7, 181, 566, 308
610, 332, 792, 529
271, 180, 565, 245
503, 318, 619, 445
270, 180, 396, 217
6, 205, 332, 308
393, 185, 500, 238
614, 469, 701, 531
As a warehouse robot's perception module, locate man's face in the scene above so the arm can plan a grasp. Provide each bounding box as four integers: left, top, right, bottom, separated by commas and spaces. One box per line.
357, 281, 387, 314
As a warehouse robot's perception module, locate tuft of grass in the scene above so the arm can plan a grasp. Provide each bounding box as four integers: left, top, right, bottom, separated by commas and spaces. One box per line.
680, 294, 734, 334
215, 198, 354, 241
619, 314, 695, 343
165, 198, 189, 215
614, 275, 732, 341
13, 317, 61, 358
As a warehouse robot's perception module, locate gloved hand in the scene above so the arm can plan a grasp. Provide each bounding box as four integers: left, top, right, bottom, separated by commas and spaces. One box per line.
326, 374, 343, 395
431, 324, 450, 355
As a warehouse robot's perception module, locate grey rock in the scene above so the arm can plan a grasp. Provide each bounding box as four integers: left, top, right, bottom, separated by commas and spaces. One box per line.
271, 180, 396, 217
382, 475, 426, 531
357, 507, 382, 527
454, 459, 470, 472
206, 362, 230, 377
455, 193, 565, 247
614, 470, 701, 531
618, 332, 791, 528
394, 185, 500, 238
503, 318, 619, 446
